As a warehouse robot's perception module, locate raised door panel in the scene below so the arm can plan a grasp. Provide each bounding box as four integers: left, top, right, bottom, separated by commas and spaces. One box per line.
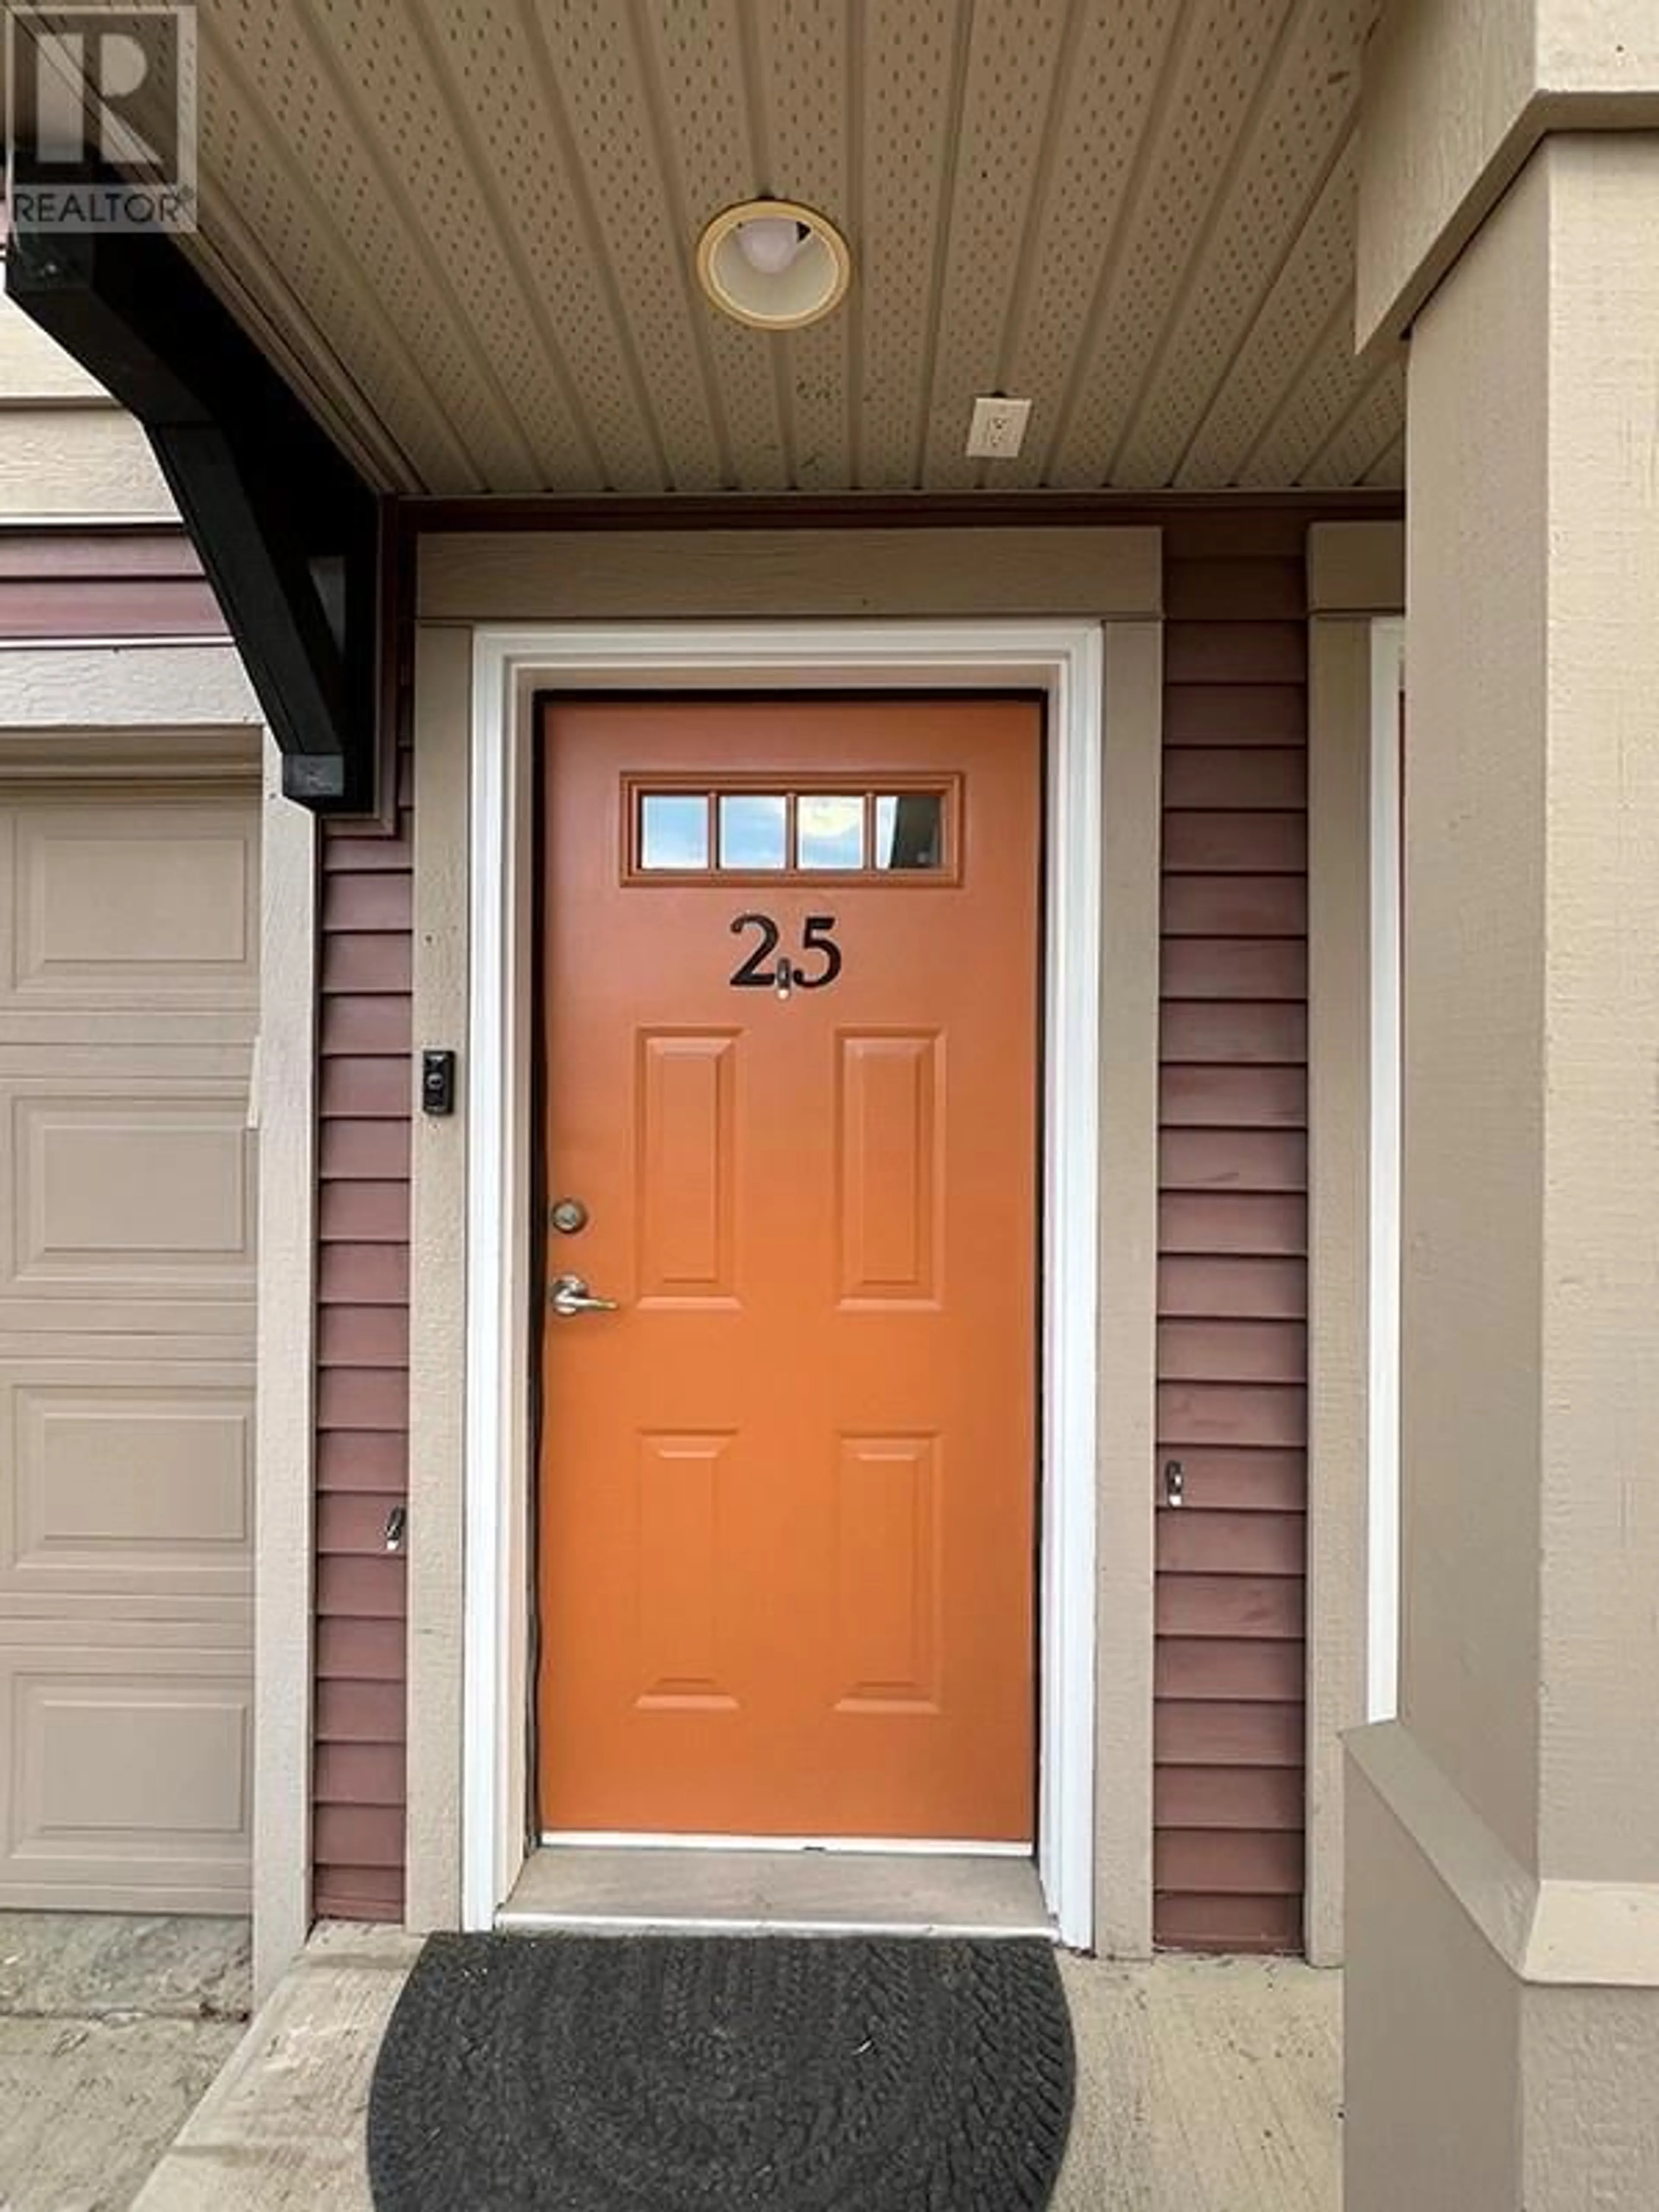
833, 1434, 942, 1714
1, 799, 257, 1011
0, 1363, 254, 1605
633, 1431, 740, 1712
635, 1034, 739, 1306
0, 1074, 256, 1337
836, 1035, 941, 1307
0, 1643, 252, 1907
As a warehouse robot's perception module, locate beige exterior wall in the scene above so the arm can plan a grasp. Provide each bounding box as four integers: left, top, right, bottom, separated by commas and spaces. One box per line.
0, 413, 171, 519
0, 290, 172, 519
1357, 0, 1659, 347
1522, 1981, 1659, 2199
1303, 516, 1403, 1964
404, 626, 471, 1934
252, 737, 317, 1999
0, 295, 109, 402
1399, 149, 1549, 1873
1093, 619, 1162, 1961
1306, 522, 1404, 618
1389, 135, 1659, 1880
1352, 1716, 1659, 2205
408, 528, 1163, 1949
1346, 1753, 1524, 2205
417, 528, 1162, 625
1528, 146, 1659, 1886
1346, 115, 1659, 2210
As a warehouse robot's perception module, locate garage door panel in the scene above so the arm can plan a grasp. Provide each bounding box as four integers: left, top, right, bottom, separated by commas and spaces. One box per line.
2, 1648, 251, 1897
0, 1606, 251, 1643
0, 1043, 254, 1074
0, 1017, 257, 1051
1, 1083, 254, 1304
2, 800, 257, 1009
0, 781, 259, 1912
0, 1328, 253, 1360
2, 1372, 253, 1600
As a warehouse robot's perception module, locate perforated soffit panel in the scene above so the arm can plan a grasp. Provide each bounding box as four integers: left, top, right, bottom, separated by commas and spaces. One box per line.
189, 0, 1402, 498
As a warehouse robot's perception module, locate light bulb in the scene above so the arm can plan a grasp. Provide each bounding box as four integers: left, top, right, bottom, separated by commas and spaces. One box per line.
735, 216, 807, 276
696, 200, 851, 328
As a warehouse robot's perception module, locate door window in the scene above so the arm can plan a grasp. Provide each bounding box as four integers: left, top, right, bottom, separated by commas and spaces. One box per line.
628, 781, 955, 882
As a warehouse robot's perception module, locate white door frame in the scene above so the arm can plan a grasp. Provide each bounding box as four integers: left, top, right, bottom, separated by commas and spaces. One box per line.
462, 620, 1104, 1948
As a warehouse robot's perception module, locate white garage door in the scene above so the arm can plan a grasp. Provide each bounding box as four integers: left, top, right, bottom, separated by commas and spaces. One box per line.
0, 781, 259, 1910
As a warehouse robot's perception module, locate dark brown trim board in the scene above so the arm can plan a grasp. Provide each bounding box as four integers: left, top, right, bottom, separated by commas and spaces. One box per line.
397, 488, 1402, 537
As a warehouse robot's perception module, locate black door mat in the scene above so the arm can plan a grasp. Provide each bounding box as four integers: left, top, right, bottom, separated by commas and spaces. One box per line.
368, 1932, 1074, 2211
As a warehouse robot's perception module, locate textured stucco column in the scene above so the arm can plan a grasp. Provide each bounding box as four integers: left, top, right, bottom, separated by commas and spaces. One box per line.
1345, 130, 1659, 2210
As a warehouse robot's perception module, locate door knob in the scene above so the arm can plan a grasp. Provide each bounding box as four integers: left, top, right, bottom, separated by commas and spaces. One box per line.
550, 1273, 620, 1317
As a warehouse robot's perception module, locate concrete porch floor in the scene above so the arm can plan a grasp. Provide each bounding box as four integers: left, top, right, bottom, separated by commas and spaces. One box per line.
125, 1924, 1341, 2211
0, 1911, 251, 2212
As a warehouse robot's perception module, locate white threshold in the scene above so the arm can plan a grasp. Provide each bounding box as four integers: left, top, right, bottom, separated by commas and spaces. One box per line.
464, 619, 1105, 1950
539, 1833, 1032, 1857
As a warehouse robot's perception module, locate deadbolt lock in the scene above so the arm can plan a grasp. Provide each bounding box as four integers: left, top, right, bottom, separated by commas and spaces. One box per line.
550, 1198, 588, 1234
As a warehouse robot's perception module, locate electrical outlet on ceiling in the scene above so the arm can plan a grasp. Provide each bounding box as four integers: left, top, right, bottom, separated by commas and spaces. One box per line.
966, 395, 1033, 460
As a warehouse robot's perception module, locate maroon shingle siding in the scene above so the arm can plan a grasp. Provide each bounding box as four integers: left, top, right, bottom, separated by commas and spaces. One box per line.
0, 527, 224, 635
1155, 515, 1311, 1954
313, 741, 411, 1923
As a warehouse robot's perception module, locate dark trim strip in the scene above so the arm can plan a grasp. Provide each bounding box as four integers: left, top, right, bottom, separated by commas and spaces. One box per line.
5, 224, 385, 813
397, 488, 1405, 535
0, 520, 206, 546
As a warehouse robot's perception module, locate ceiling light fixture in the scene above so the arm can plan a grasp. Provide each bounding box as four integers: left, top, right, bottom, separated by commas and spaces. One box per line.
696, 198, 851, 331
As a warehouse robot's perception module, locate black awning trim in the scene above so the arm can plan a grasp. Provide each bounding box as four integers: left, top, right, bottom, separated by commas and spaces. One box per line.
6, 222, 385, 813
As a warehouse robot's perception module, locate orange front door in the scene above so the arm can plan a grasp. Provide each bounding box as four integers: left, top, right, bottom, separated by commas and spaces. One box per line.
536, 695, 1039, 1840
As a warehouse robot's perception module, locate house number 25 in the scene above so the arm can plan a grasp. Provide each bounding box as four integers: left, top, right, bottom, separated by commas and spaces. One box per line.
729, 912, 843, 996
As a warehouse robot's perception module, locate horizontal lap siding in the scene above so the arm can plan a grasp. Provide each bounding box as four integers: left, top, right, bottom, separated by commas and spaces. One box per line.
0, 528, 225, 635
313, 745, 411, 1922
1156, 519, 1309, 1955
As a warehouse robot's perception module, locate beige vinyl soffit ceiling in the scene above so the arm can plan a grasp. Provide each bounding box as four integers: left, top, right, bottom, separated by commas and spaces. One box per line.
187, 0, 1401, 498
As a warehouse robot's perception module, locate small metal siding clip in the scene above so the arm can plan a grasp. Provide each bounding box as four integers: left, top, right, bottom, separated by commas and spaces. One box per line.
384, 1505, 407, 1553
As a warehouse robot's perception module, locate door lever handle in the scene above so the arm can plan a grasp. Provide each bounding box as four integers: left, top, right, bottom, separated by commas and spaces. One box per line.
550, 1273, 621, 1317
